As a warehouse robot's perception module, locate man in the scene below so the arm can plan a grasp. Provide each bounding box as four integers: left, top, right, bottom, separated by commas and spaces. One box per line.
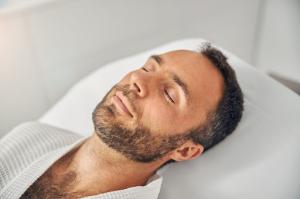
0, 44, 243, 198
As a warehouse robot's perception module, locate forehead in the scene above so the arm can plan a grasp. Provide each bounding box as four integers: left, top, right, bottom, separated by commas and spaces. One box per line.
158, 50, 224, 120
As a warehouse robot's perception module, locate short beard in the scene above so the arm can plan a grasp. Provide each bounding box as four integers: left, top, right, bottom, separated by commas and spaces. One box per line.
92, 84, 191, 163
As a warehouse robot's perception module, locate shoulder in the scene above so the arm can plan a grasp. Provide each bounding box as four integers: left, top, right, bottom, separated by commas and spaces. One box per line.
0, 121, 82, 190
0, 121, 82, 148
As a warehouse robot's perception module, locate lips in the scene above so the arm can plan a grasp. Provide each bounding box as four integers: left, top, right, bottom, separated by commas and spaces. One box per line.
113, 92, 134, 117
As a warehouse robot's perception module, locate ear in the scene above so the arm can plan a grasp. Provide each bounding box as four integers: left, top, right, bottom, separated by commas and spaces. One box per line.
169, 140, 204, 162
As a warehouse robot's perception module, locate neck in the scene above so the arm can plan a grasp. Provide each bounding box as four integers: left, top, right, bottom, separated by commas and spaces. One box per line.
56, 133, 167, 196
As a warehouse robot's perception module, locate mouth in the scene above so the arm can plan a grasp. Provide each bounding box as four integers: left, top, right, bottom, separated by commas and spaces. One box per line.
113, 92, 134, 118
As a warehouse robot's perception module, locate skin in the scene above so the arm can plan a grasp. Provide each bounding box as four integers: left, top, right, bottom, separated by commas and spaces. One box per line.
49, 50, 224, 197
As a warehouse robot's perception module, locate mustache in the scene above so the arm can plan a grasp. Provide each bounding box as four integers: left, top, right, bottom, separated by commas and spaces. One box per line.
114, 84, 131, 95
113, 84, 138, 116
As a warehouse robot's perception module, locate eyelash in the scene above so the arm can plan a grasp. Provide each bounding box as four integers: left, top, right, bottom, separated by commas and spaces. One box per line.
164, 89, 175, 103
142, 67, 149, 72
142, 67, 175, 104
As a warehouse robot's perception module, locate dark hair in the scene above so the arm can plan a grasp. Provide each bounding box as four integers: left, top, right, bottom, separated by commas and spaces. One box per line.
192, 43, 244, 149
164, 43, 244, 165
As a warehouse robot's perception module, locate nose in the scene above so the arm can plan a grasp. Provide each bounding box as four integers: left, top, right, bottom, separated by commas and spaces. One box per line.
129, 71, 148, 98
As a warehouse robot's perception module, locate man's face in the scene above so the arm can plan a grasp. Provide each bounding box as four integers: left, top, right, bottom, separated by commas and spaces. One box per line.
92, 50, 224, 163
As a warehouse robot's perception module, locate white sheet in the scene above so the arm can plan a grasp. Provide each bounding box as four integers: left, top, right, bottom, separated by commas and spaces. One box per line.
39, 38, 300, 199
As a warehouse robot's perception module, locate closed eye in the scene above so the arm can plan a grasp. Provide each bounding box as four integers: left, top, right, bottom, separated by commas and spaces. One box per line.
142, 67, 149, 72
165, 89, 175, 103
142, 67, 175, 104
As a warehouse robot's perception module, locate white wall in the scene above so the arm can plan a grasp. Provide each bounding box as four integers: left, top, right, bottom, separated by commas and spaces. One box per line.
254, 0, 300, 83
0, 0, 262, 137
0, 13, 49, 137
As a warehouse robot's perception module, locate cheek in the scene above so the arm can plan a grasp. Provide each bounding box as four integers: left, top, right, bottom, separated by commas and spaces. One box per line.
141, 100, 177, 134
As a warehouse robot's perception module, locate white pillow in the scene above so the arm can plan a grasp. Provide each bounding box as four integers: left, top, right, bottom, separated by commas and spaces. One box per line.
39, 38, 300, 199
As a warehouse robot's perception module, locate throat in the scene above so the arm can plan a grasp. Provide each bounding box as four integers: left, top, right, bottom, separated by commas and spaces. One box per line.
21, 133, 163, 198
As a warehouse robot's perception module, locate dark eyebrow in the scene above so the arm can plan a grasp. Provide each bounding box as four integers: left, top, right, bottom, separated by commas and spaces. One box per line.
149, 54, 191, 104
150, 55, 163, 65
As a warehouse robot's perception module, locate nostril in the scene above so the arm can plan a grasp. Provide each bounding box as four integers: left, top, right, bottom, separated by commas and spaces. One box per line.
134, 83, 141, 92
